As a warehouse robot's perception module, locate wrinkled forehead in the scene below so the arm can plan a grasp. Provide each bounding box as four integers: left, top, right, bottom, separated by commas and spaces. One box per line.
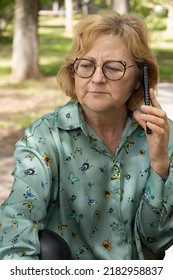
83, 35, 130, 61
75, 33, 128, 58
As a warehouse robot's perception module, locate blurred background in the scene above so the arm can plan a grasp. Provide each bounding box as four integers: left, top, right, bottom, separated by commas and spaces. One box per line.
0, 0, 173, 258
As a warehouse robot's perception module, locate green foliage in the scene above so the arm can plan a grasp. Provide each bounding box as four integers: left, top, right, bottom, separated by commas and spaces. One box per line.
155, 49, 173, 82
0, 0, 14, 10
41, 0, 64, 8
0, 0, 14, 23
130, 0, 167, 16
147, 16, 167, 31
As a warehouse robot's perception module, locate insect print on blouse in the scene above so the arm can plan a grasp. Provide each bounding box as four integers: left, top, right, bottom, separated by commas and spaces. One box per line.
128, 197, 137, 205
140, 167, 150, 177
49, 127, 54, 134
103, 190, 111, 199
99, 165, 107, 175
38, 137, 46, 144
89, 227, 98, 238
110, 222, 118, 231
124, 173, 132, 180
99, 148, 109, 155
131, 121, 139, 128
108, 207, 114, 214
120, 189, 124, 201
93, 147, 109, 155
23, 201, 34, 212
111, 222, 128, 232
65, 112, 72, 120
74, 147, 83, 155
51, 200, 57, 208
71, 231, 78, 239
33, 221, 39, 228
69, 194, 77, 202
22, 167, 37, 177
93, 210, 100, 219
79, 159, 93, 174
101, 239, 112, 251
147, 236, 157, 243
42, 153, 52, 167
88, 135, 97, 143
144, 185, 154, 202
124, 140, 134, 154
73, 132, 82, 140
113, 186, 124, 201
76, 245, 93, 259
68, 171, 80, 184
25, 152, 35, 161
87, 195, 97, 206
25, 135, 30, 146
152, 208, 162, 220
12, 212, 27, 219
69, 124, 78, 130
9, 229, 26, 244
11, 220, 19, 228
139, 149, 145, 156
64, 153, 75, 164
147, 222, 156, 228
67, 210, 84, 225
87, 181, 95, 190
41, 180, 48, 190
23, 187, 37, 200
58, 223, 67, 236
170, 154, 173, 163
111, 160, 121, 180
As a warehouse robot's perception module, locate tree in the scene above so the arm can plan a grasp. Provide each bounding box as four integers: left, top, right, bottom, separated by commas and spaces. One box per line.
11, 0, 41, 82
65, 0, 73, 34
110, 0, 129, 14
167, 0, 173, 33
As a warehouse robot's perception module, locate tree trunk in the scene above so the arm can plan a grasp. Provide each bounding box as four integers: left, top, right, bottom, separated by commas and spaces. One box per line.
65, 0, 73, 35
167, 0, 173, 33
111, 0, 129, 14
11, 0, 41, 82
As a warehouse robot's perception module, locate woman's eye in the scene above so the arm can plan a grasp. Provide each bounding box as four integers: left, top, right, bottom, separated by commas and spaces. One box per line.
80, 62, 93, 69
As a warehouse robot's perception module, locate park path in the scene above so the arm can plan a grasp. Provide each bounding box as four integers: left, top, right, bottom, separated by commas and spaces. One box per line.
0, 82, 173, 259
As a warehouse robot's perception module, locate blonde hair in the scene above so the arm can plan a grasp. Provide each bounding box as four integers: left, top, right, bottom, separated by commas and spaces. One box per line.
57, 11, 159, 111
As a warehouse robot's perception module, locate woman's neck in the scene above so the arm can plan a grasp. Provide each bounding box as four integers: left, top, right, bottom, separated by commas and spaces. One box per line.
83, 107, 128, 154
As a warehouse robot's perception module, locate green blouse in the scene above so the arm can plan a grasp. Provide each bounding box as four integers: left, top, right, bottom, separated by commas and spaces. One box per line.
0, 100, 173, 260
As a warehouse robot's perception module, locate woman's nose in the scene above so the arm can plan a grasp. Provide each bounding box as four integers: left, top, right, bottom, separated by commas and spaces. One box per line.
91, 66, 106, 83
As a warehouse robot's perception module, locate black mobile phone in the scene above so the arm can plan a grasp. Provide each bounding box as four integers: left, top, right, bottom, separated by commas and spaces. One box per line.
143, 65, 152, 134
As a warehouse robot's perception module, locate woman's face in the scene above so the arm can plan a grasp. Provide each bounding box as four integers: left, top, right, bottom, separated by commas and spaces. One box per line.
74, 34, 139, 116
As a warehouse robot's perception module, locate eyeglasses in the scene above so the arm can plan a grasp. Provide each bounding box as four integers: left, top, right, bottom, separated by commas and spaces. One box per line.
72, 58, 135, 81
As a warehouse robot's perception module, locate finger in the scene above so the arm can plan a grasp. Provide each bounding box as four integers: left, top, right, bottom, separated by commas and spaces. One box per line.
141, 105, 168, 121
133, 110, 146, 130
140, 113, 168, 129
144, 121, 166, 135
149, 89, 162, 109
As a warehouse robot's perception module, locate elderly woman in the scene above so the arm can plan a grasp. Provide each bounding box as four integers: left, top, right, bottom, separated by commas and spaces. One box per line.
0, 11, 173, 260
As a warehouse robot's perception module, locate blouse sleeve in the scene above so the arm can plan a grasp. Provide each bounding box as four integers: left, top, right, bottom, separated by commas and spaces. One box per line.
136, 156, 173, 254
0, 115, 59, 259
